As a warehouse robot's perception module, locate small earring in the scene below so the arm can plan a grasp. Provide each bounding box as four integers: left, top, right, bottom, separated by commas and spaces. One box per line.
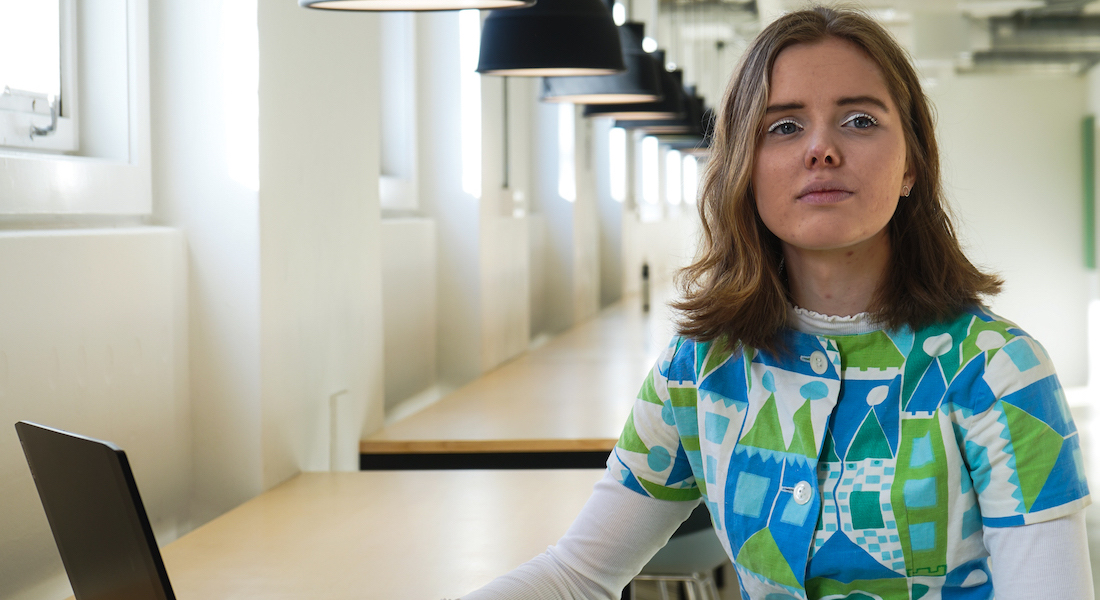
902, 185, 911, 198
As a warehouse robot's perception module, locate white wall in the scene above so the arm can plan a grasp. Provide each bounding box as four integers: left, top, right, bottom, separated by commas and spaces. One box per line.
573, 110, 602, 324
155, 0, 385, 516
0, 229, 187, 600
258, 2, 384, 482
417, 14, 483, 387
620, 131, 701, 300
1, 5, 684, 598
593, 119, 625, 308
378, 14, 536, 419
529, 213, 552, 339
381, 218, 438, 409
5, 4, 393, 596
479, 69, 532, 371
931, 74, 1090, 386
621, 209, 700, 299
150, 0, 264, 527
530, 102, 604, 337
532, 101, 573, 336
480, 212, 531, 369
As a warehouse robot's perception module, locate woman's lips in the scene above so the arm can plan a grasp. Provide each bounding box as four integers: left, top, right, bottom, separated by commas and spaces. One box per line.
798, 189, 853, 204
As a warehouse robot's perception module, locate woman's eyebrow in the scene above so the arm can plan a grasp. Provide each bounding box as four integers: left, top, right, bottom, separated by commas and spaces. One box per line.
837, 95, 890, 112
764, 102, 803, 114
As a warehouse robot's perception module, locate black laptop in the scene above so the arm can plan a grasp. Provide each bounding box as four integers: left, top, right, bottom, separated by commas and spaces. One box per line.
15, 421, 176, 600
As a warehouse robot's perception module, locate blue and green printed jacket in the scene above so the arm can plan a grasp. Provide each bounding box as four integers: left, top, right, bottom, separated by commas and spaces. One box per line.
608, 307, 1090, 599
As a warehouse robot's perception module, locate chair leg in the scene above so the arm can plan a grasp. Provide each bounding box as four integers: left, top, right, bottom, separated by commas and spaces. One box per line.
690, 572, 720, 600
704, 577, 721, 600
684, 579, 699, 600
631, 572, 726, 600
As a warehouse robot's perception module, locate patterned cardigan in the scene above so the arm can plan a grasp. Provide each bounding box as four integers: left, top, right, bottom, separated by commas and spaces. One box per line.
608, 307, 1090, 599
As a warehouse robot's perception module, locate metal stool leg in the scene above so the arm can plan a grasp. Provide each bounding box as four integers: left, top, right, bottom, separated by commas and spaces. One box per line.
657, 580, 671, 600
630, 573, 722, 600
704, 576, 721, 600
684, 579, 699, 600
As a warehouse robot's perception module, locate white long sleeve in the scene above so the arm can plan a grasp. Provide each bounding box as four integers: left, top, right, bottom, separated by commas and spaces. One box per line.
984, 511, 1094, 599
460, 475, 1094, 599
460, 471, 700, 600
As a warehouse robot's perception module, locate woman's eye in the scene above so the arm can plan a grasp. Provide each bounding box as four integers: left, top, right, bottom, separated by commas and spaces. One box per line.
767, 119, 801, 135
844, 113, 878, 129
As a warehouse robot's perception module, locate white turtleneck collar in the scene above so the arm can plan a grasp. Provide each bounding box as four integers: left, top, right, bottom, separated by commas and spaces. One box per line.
789, 305, 881, 336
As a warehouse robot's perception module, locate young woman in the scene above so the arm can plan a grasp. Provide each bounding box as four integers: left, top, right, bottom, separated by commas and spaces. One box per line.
465, 7, 1093, 599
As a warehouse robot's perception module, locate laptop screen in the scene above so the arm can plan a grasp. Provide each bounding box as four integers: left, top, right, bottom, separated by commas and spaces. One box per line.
15, 421, 175, 600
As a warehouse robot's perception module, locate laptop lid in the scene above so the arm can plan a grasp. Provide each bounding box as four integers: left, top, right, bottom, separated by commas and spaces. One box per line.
15, 421, 176, 600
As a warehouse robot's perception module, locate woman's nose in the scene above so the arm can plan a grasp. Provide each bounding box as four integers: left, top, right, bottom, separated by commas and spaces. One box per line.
804, 130, 841, 169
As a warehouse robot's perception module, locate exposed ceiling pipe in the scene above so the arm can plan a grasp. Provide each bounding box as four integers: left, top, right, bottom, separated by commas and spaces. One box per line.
1022, 0, 1095, 16
991, 14, 1100, 51
960, 12, 1100, 74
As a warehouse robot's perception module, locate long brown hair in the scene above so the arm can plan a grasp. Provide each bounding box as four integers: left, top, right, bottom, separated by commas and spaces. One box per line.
674, 6, 1001, 354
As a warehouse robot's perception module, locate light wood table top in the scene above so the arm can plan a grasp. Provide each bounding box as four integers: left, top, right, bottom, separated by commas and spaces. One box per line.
361, 297, 676, 456
158, 470, 604, 599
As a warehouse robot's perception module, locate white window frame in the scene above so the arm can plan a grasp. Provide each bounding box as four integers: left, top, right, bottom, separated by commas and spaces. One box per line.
0, 0, 78, 153
0, 0, 151, 216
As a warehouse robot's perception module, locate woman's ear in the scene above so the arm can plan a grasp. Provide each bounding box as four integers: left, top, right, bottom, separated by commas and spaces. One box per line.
902, 165, 916, 196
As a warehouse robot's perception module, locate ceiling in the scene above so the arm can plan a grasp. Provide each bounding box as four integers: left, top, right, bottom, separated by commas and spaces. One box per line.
648, 0, 1100, 108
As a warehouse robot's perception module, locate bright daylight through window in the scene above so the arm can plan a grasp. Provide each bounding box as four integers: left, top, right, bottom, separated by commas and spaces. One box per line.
665, 148, 681, 205
609, 126, 626, 202
0, 1, 75, 152
558, 103, 576, 202
642, 135, 658, 205
460, 9, 482, 199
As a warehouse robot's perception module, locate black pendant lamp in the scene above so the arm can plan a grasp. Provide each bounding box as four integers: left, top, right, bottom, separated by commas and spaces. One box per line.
653, 108, 716, 156
476, 0, 626, 76
300, 0, 532, 11
584, 57, 683, 120
540, 22, 661, 104
657, 134, 709, 154
616, 91, 705, 134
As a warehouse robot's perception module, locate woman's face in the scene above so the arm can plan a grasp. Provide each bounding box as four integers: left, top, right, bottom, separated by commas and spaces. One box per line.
751, 36, 913, 259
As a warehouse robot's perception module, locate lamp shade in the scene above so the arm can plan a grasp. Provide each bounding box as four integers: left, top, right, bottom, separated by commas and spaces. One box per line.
300, 0, 533, 11
616, 92, 704, 134
584, 58, 683, 120
540, 23, 661, 104
476, 0, 626, 76
657, 134, 709, 155
654, 108, 714, 156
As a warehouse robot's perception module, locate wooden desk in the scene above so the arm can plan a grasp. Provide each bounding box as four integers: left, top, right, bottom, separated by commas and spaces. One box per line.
361, 298, 676, 469
158, 470, 603, 599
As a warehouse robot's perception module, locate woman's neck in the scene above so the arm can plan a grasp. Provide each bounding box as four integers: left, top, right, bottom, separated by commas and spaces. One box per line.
783, 233, 891, 318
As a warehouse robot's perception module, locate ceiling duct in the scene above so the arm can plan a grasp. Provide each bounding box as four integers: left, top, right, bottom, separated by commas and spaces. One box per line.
1020, 0, 1095, 15
990, 13, 1100, 51
958, 49, 1100, 74
958, 10, 1100, 74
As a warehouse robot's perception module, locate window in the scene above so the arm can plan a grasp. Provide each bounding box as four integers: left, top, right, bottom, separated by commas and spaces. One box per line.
683, 154, 698, 204
608, 126, 626, 203
0, 0, 76, 152
459, 9, 481, 199
665, 148, 682, 205
641, 135, 659, 206
558, 103, 576, 202
222, 0, 258, 192
0, 0, 151, 216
